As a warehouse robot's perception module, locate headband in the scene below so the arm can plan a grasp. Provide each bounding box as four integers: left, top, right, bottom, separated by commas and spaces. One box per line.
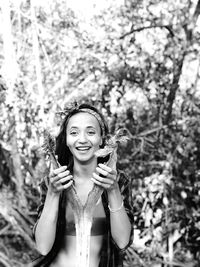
79, 108, 106, 137
56, 107, 106, 137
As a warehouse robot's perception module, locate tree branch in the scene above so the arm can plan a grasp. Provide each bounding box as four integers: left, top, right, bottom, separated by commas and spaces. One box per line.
0, 224, 10, 236
120, 24, 174, 39
193, 0, 200, 23
0, 252, 11, 267
125, 125, 168, 140
183, 0, 200, 42
164, 51, 186, 125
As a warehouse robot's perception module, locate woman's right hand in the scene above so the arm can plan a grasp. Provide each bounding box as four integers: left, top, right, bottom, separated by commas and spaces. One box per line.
49, 166, 73, 193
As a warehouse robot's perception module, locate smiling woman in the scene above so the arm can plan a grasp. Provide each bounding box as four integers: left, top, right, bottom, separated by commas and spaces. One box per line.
32, 102, 134, 267
66, 112, 102, 166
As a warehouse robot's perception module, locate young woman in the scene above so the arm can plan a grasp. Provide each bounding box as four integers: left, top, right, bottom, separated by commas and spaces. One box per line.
32, 102, 134, 267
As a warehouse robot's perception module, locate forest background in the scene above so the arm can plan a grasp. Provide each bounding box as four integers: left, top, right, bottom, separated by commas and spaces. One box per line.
0, 0, 200, 266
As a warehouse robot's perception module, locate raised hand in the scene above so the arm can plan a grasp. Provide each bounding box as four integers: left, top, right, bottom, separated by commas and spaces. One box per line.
49, 166, 73, 193
91, 163, 118, 191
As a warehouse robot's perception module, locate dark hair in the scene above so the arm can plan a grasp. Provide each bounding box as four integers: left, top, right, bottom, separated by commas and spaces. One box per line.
55, 103, 109, 171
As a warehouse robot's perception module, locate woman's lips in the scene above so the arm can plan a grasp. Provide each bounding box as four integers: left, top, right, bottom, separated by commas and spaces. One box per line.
76, 146, 91, 151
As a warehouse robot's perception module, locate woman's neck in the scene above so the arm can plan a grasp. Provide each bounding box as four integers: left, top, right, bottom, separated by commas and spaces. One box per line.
73, 159, 97, 180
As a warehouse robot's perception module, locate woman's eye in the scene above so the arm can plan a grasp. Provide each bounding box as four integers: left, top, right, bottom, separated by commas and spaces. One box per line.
88, 131, 95, 135
70, 131, 78, 135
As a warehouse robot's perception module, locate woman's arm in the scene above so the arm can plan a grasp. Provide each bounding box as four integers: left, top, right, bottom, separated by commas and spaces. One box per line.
107, 183, 132, 249
92, 164, 133, 250
34, 166, 73, 255
34, 187, 60, 255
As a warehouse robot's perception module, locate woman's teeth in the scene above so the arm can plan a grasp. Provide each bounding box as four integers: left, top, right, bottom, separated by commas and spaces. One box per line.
76, 147, 90, 151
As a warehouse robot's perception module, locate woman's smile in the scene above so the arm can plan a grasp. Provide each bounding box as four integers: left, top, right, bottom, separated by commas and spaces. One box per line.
76, 146, 91, 152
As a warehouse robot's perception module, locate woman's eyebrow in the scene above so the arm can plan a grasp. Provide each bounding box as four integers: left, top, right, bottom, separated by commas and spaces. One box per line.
68, 125, 96, 129
69, 126, 78, 129
68, 126, 79, 131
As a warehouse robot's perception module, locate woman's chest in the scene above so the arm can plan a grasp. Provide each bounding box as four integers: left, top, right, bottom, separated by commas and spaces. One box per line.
64, 189, 107, 237
64, 181, 107, 237
65, 195, 106, 220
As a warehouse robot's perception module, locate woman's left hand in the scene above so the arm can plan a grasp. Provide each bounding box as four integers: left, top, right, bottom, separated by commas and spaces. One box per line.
91, 163, 118, 191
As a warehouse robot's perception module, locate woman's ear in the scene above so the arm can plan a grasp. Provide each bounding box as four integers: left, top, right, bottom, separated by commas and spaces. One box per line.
99, 138, 103, 147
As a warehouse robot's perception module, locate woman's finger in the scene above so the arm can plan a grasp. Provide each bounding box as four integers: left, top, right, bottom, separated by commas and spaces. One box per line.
98, 163, 117, 176
54, 175, 73, 186
50, 169, 70, 183
91, 177, 111, 189
53, 166, 68, 175
96, 167, 108, 177
57, 170, 70, 179
96, 166, 116, 181
92, 172, 114, 185
63, 180, 73, 189
53, 179, 73, 192
98, 163, 112, 173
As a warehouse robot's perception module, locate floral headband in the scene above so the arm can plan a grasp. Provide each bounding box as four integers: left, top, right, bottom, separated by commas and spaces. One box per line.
57, 102, 106, 137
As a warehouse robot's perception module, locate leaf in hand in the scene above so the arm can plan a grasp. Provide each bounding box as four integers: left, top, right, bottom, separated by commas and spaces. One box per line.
95, 128, 129, 158
95, 146, 113, 158
42, 129, 56, 154
41, 129, 59, 168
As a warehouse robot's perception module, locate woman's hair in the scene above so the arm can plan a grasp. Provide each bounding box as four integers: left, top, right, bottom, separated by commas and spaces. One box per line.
55, 102, 109, 170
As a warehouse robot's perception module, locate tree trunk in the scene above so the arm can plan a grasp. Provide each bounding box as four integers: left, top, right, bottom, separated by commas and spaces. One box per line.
30, 0, 45, 121
9, 112, 27, 207
1, 0, 18, 89
164, 0, 200, 124
164, 51, 186, 125
1, 0, 27, 207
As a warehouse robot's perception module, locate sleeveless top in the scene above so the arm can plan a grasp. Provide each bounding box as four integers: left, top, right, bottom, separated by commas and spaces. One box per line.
65, 217, 107, 236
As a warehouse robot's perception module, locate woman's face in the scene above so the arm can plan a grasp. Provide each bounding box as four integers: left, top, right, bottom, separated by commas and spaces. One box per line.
66, 112, 102, 164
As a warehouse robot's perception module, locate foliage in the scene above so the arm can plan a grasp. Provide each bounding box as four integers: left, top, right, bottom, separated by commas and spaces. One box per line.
0, 0, 200, 266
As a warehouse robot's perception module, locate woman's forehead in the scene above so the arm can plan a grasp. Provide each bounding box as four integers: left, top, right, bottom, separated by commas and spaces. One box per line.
67, 112, 100, 129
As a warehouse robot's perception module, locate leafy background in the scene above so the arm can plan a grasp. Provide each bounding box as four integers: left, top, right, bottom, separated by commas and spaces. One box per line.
0, 0, 200, 266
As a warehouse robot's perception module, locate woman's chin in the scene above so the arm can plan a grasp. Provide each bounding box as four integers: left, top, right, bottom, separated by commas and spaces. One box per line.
75, 155, 97, 165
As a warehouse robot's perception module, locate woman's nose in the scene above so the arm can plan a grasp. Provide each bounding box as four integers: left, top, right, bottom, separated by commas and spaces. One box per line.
78, 132, 87, 142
